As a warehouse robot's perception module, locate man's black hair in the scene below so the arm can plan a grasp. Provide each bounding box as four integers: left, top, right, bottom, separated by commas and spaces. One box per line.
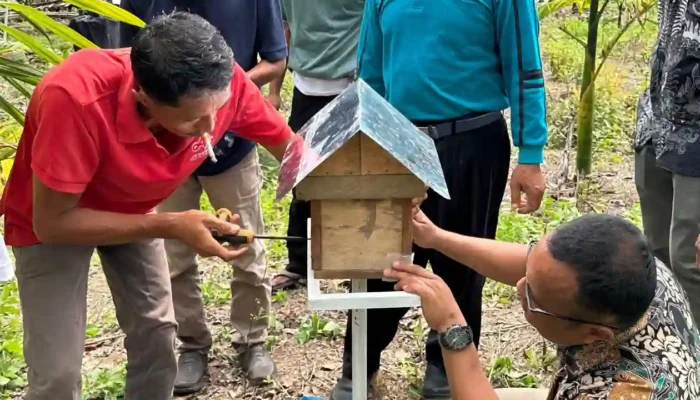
130, 11, 234, 106
547, 213, 657, 329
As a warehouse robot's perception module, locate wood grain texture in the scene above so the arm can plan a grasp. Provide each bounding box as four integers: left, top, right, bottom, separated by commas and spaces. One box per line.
295, 175, 425, 200
360, 133, 411, 175
315, 199, 405, 279
308, 134, 361, 177
310, 201, 323, 271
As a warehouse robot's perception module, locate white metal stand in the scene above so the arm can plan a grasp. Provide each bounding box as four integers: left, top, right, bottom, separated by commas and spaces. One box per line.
306, 220, 420, 400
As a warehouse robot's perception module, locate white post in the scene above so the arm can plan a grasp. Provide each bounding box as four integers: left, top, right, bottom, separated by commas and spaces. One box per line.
306, 219, 420, 399
351, 279, 368, 400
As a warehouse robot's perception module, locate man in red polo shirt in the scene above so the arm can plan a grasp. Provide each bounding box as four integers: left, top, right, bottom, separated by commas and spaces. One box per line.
0, 12, 295, 400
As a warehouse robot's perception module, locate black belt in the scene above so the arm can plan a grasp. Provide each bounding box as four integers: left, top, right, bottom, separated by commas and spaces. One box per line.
417, 111, 503, 140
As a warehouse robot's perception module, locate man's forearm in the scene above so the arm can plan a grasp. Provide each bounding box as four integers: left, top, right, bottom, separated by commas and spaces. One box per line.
247, 59, 286, 87
269, 22, 290, 97
443, 345, 499, 400
432, 229, 528, 286
35, 208, 180, 246
269, 70, 285, 96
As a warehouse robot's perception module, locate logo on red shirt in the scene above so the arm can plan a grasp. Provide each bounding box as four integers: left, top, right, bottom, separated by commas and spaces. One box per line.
189, 137, 208, 162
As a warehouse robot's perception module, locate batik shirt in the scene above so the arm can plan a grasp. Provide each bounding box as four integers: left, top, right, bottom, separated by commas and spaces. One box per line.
634, 0, 700, 176
547, 261, 700, 400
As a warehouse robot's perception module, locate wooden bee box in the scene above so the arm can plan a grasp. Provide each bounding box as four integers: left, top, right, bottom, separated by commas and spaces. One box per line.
296, 132, 425, 279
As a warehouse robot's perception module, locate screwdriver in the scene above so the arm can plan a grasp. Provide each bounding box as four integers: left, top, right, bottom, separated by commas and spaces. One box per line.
211, 229, 308, 245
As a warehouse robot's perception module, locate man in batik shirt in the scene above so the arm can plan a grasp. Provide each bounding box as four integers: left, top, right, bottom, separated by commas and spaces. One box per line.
385, 210, 700, 399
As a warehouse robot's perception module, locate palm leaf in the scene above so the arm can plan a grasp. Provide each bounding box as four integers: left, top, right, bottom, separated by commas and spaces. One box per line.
64, 0, 146, 27
0, 94, 24, 126
0, 2, 97, 49
0, 23, 63, 65
4, 77, 32, 98
15, 10, 54, 49
0, 56, 43, 85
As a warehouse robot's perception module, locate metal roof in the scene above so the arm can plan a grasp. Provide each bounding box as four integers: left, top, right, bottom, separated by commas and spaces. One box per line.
276, 79, 450, 201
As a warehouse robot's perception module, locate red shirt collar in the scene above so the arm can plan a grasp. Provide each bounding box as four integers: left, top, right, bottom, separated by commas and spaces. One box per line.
115, 69, 155, 144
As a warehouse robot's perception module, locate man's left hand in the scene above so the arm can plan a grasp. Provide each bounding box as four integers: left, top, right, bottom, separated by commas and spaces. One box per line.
510, 164, 545, 214
384, 262, 466, 331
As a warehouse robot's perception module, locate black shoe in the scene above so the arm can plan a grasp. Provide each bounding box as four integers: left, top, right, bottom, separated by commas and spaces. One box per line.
329, 375, 375, 400
173, 351, 208, 395
240, 344, 277, 385
422, 362, 451, 399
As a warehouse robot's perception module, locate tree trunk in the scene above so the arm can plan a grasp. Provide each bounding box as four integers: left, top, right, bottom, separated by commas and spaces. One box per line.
576, 0, 600, 177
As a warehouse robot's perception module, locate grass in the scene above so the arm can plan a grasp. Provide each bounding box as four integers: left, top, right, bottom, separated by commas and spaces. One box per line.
0, 4, 654, 399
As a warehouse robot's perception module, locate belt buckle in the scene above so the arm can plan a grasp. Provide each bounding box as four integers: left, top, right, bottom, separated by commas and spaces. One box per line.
427, 125, 440, 139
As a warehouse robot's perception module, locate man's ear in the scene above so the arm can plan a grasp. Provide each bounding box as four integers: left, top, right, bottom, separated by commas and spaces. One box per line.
582, 326, 615, 344
132, 88, 151, 107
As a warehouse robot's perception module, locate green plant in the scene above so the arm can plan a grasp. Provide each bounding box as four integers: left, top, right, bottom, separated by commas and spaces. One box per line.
0, 0, 145, 159
81, 365, 126, 400
297, 313, 341, 344
0, 281, 25, 391
539, 0, 656, 176
488, 356, 539, 388
201, 278, 232, 306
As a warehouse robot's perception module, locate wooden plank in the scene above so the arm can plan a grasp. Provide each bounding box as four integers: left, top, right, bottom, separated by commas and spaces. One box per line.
317, 199, 405, 279
308, 134, 361, 177
296, 175, 425, 200
401, 200, 413, 254
310, 201, 323, 271
313, 269, 385, 280
360, 133, 411, 175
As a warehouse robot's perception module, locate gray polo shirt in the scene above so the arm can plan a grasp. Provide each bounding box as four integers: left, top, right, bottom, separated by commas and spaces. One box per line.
280, 0, 364, 81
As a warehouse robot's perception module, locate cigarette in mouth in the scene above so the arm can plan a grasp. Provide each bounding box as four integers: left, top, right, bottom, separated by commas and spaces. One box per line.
202, 133, 218, 163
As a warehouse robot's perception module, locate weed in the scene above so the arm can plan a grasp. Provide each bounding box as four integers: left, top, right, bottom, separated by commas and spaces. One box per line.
82, 365, 126, 400
488, 356, 539, 388
297, 313, 341, 344
0, 281, 25, 393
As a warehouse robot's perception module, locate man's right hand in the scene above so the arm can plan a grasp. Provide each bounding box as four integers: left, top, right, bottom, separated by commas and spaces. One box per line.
171, 210, 249, 261
412, 208, 440, 249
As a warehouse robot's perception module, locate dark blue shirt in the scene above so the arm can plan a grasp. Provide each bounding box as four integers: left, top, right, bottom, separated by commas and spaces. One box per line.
120, 0, 287, 176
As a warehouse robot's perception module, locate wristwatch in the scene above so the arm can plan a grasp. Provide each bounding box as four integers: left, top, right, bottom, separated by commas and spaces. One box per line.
438, 324, 473, 351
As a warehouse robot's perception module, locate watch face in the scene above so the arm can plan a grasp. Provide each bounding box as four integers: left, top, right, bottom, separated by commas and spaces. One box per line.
440, 325, 473, 350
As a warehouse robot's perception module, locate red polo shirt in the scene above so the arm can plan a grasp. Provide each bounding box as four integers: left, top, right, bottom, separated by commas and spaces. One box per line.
0, 48, 292, 246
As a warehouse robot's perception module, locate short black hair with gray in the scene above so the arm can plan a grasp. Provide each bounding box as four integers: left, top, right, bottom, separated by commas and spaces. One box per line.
547, 213, 657, 329
130, 11, 234, 106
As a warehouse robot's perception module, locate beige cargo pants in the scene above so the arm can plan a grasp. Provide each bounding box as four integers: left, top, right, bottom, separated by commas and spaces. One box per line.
157, 149, 269, 352
13, 239, 177, 400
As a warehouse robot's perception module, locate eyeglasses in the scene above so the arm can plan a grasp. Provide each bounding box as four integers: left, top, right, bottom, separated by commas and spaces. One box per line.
524, 241, 621, 331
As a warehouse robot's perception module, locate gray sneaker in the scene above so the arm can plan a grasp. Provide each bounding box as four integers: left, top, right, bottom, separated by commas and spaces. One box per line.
173, 351, 208, 395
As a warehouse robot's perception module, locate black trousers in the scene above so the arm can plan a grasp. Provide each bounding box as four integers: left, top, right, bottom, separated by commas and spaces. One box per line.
341, 116, 511, 378
285, 88, 338, 275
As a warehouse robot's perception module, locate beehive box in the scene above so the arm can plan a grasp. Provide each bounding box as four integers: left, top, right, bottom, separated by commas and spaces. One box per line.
276, 79, 450, 279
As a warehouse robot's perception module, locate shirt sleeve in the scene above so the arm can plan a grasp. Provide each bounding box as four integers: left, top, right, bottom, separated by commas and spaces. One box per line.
256, 0, 288, 62
118, 0, 141, 48
31, 85, 100, 194
228, 65, 292, 146
494, 0, 548, 164
356, 0, 385, 97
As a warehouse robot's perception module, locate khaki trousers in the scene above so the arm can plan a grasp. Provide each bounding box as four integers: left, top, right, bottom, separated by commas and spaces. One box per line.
157, 149, 269, 351
635, 143, 700, 324
494, 388, 550, 400
14, 240, 177, 400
